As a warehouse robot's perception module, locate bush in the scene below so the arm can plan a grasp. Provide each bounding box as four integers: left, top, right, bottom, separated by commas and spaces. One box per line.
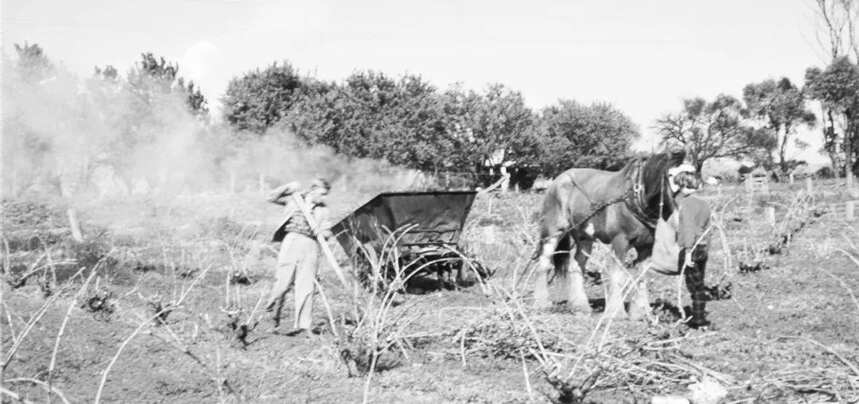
815, 166, 835, 179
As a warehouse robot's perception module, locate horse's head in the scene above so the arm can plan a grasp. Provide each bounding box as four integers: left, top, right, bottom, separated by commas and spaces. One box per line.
639, 150, 686, 220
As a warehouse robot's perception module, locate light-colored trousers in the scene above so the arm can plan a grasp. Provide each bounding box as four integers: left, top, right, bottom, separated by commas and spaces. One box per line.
265, 232, 320, 330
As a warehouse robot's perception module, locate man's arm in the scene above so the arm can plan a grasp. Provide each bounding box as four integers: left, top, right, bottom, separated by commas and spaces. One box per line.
266, 182, 301, 205
267, 187, 289, 205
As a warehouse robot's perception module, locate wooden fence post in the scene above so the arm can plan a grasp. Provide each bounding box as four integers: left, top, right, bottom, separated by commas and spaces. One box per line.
806, 177, 813, 195
67, 208, 84, 243
847, 201, 855, 221
766, 207, 776, 227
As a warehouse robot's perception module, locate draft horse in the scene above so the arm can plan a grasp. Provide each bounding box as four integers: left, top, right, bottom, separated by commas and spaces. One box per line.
532, 151, 686, 319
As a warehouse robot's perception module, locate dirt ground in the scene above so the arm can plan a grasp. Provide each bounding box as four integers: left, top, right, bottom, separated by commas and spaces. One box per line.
1, 181, 857, 403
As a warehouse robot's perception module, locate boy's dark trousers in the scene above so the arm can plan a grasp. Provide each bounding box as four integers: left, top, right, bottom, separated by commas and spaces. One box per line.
678, 246, 709, 327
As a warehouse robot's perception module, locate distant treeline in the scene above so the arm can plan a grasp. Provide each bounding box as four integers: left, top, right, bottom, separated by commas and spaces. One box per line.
6, 33, 859, 196
221, 62, 640, 181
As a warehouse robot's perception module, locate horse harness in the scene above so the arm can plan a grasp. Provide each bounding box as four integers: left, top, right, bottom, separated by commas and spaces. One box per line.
561, 157, 660, 234
625, 159, 662, 229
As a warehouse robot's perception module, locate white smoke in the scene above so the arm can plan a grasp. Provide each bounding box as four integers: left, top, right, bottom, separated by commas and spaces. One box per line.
1, 54, 431, 210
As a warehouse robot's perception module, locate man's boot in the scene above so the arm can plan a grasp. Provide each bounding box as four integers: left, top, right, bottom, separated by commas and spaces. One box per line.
687, 298, 710, 329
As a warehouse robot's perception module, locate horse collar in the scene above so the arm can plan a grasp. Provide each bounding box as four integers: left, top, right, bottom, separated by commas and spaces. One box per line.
625, 159, 657, 229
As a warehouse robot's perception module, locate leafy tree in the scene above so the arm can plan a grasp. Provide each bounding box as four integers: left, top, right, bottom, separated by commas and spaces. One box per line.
655, 95, 768, 174
810, 0, 859, 187
94, 65, 119, 81
126, 53, 208, 117
813, 0, 859, 62
805, 56, 859, 178
13, 42, 54, 83
440, 84, 536, 176
222, 61, 305, 133
743, 78, 816, 174
385, 75, 456, 171
536, 100, 638, 176
286, 72, 454, 172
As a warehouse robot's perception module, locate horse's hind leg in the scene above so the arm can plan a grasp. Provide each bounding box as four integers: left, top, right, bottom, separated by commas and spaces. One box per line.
533, 235, 560, 309
567, 236, 592, 314
554, 235, 572, 303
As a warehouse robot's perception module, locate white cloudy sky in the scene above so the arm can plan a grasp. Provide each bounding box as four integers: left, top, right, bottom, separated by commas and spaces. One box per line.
2, 0, 835, 163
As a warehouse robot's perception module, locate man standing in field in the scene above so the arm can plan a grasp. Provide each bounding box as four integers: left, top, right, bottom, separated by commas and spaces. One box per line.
669, 167, 713, 329
264, 179, 332, 336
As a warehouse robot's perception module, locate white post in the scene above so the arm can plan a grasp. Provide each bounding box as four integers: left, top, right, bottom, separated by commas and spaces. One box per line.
847, 201, 855, 221
766, 207, 776, 227
67, 208, 84, 243
806, 177, 813, 195
500, 166, 509, 193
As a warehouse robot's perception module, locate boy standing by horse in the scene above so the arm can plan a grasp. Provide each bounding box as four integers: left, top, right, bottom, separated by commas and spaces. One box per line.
669, 168, 712, 328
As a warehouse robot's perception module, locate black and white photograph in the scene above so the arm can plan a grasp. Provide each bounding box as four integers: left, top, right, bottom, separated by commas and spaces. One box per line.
1, 0, 858, 402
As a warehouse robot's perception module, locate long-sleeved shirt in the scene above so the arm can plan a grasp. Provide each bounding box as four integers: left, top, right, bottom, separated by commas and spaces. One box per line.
676, 193, 711, 249
270, 196, 330, 242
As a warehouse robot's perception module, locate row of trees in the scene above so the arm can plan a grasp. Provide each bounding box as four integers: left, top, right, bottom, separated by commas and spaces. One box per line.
6, 42, 639, 195
654, 79, 815, 176
8, 0, 857, 191
655, 62, 859, 179
222, 63, 639, 180
657, 0, 859, 183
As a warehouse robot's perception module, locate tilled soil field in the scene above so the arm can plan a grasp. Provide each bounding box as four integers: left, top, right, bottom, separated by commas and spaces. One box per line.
1, 182, 857, 403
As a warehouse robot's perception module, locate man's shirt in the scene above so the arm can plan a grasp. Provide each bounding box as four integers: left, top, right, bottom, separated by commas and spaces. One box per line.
676, 193, 711, 249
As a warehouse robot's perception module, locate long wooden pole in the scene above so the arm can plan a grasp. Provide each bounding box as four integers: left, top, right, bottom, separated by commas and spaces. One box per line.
290, 194, 350, 289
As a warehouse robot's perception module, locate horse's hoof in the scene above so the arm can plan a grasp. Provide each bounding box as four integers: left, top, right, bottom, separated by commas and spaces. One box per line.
628, 309, 652, 322
628, 303, 652, 321
604, 306, 628, 321
567, 302, 592, 316
532, 299, 553, 311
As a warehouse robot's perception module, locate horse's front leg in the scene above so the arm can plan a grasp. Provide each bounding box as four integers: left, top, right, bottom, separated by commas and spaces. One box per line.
605, 236, 630, 320
567, 237, 593, 314
628, 247, 653, 321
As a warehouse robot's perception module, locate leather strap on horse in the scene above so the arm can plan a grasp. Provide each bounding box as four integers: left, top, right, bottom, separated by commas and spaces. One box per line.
623, 159, 659, 229
539, 157, 656, 248
570, 157, 654, 233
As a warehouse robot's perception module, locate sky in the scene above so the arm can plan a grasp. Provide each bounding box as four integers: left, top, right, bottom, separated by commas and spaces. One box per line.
1, 0, 836, 164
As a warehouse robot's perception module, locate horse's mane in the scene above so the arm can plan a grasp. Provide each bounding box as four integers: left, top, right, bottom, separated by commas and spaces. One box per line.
632, 151, 685, 221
